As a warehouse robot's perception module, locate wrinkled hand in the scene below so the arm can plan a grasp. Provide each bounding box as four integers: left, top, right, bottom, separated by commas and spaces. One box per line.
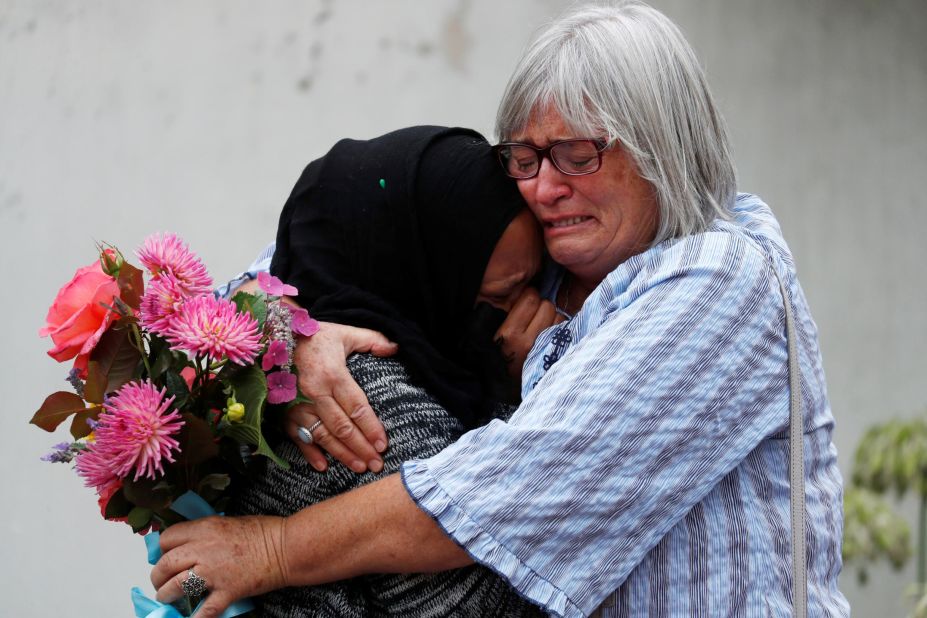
151, 515, 288, 617
286, 322, 398, 473
493, 287, 563, 380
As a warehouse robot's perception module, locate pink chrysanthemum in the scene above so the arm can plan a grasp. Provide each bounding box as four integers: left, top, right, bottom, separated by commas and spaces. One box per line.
167, 295, 261, 364
136, 232, 212, 294
138, 273, 187, 337
76, 381, 184, 487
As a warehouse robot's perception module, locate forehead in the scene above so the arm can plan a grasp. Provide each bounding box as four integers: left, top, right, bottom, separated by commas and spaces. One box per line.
511, 106, 589, 146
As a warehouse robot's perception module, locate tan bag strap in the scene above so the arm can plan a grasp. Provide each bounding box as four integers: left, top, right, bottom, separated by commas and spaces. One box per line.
589, 264, 807, 618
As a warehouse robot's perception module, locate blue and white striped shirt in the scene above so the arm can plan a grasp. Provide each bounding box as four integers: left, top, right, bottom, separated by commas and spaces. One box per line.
401, 194, 849, 617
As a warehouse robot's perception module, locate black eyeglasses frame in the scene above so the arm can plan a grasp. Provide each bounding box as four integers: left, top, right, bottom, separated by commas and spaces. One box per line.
493, 138, 609, 180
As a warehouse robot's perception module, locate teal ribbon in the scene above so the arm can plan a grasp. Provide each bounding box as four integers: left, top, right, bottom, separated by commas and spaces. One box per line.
131, 491, 255, 617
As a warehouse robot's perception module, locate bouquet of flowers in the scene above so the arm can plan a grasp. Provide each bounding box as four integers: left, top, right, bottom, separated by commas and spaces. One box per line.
32, 233, 317, 536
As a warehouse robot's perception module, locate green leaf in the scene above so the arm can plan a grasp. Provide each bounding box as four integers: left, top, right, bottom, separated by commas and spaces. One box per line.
30, 391, 88, 432
104, 488, 133, 520
231, 291, 268, 329
123, 476, 174, 510
197, 473, 232, 503
70, 407, 102, 439
198, 473, 231, 493
176, 413, 219, 467
149, 335, 178, 379
225, 365, 289, 469
116, 262, 145, 310
127, 506, 153, 533
84, 327, 142, 403
164, 370, 191, 409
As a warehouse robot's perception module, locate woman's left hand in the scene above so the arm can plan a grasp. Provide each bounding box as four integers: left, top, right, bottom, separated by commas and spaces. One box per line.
494, 287, 563, 380
151, 515, 289, 616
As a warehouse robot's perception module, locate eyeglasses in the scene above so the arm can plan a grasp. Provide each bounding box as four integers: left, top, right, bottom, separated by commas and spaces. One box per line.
494, 138, 608, 179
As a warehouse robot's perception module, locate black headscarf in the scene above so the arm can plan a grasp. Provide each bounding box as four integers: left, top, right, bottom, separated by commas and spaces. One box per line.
270, 126, 526, 428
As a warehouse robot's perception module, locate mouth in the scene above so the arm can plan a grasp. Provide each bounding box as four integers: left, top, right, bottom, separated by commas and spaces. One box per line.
546, 216, 592, 229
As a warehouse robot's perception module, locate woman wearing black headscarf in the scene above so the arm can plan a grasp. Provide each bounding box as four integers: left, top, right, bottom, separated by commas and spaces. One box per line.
231, 126, 549, 617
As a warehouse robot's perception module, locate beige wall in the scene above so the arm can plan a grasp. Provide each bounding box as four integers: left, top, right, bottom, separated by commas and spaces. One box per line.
2, 1, 924, 614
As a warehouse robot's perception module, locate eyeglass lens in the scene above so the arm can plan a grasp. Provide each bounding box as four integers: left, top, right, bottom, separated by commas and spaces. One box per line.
500, 140, 602, 178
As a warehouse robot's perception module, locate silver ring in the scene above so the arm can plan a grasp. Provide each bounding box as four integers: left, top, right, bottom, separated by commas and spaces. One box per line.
297, 420, 324, 445
181, 569, 208, 598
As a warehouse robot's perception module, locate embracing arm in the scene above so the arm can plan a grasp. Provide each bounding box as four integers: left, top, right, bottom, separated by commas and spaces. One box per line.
151, 475, 469, 615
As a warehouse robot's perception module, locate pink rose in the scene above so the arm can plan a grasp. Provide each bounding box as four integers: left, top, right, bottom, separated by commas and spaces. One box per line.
40, 261, 120, 376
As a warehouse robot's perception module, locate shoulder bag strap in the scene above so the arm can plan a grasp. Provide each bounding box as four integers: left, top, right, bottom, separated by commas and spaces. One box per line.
774, 266, 807, 618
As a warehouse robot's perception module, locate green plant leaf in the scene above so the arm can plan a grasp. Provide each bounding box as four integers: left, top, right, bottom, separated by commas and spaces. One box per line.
224, 365, 289, 469
104, 488, 133, 520
84, 327, 142, 403
149, 335, 178, 379
231, 291, 268, 329
843, 486, 911, 576
123, 476, 174, 510
164, 370, 191, 409
30, 391, 89, 432
127, 506, 153, 533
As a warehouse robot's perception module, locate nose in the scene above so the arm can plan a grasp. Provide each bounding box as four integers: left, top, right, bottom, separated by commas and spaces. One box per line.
532, 157, 571, 207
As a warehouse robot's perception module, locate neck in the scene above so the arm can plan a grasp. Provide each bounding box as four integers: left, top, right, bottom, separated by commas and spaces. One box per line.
559, 272, 598, 315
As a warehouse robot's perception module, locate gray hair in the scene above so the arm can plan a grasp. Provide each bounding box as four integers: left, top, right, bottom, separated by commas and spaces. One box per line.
495, 1, 736, 244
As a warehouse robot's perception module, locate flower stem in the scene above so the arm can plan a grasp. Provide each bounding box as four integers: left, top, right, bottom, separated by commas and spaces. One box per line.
130, 322, 152, 377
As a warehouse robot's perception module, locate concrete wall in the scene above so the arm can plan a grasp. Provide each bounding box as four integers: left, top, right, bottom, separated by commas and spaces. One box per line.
2, 1, 924, 615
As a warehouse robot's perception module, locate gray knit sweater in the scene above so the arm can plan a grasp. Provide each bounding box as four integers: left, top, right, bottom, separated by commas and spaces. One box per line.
232, 353, 546, 618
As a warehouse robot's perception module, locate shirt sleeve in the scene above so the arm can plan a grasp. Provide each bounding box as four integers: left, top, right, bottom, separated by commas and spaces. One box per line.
214, 242, 276, 300
401, 232, 789, 617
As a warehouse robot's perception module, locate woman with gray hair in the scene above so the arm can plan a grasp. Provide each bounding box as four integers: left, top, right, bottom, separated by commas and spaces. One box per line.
151, 2, 849, 616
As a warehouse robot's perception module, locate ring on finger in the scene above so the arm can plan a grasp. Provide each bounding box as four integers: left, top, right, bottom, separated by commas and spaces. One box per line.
181, 569, 208, 598
297, 420, 324, 445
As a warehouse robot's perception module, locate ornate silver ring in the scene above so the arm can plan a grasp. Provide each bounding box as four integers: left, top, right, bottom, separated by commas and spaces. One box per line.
181, 569, 208, 598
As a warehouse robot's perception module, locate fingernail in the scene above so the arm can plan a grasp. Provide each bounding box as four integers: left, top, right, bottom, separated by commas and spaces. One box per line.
369, 459, 383, 473
312, 461, 327, 472
350, 460, 367, 474
375, 440, 387, 452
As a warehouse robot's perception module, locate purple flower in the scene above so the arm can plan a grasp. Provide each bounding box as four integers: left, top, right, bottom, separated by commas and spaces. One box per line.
258, 272, 298, 297
41, 441, 84, 464
291, 307, 320, 337
66, 367, 85, 397
266, 371, 297, 405
261, 339, 289, 371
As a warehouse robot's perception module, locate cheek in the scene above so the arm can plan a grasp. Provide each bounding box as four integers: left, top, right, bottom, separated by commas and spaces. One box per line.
516, 179, 538, 210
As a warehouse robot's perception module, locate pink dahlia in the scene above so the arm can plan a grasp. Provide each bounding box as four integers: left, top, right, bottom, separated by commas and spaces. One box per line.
167, 295, 261, 364
136, 232, 212, 294
76, 381, 184, 486
138, 273, 187, 337
75, 445, 122, 496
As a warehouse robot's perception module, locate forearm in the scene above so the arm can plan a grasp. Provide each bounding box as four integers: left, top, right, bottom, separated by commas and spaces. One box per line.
282, 473, 472, 587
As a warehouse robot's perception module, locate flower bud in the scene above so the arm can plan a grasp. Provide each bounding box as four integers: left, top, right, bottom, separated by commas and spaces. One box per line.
99, 247, 125, 277
226, 402, 245, 423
